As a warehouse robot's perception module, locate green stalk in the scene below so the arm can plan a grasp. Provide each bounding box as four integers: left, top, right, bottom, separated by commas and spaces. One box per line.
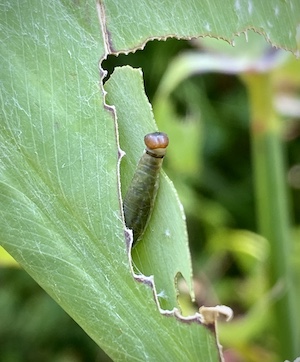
243, 72, 298, 360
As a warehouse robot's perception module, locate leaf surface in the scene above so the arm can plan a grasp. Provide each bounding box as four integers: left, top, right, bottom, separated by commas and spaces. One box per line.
0, 1, 219, 360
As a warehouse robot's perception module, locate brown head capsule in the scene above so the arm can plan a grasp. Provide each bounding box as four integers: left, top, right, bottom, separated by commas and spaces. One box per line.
144, 132, 169, 158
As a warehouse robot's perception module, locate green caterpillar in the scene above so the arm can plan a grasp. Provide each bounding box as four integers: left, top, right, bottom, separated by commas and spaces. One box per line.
123, 132, 169, 246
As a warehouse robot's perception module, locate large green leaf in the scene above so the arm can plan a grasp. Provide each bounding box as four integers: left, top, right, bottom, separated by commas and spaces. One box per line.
1, 0, 299, 360
101, 0, 300, 53
0, 1, 218, 361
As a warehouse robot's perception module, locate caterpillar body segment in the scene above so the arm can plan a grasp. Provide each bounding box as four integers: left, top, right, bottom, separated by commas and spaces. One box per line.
123, 132, 169, 246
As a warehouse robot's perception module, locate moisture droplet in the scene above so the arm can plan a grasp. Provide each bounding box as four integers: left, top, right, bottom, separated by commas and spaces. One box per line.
164, 229, 171, 238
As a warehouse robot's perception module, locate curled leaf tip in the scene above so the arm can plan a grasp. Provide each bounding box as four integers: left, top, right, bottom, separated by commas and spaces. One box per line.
199, 305, 233, 325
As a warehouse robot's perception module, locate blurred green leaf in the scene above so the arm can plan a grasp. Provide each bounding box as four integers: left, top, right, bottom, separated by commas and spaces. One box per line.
0, 247, 19, 268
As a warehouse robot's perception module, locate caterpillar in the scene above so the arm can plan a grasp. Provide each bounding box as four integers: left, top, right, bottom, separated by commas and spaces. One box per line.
123, 132, 169, 246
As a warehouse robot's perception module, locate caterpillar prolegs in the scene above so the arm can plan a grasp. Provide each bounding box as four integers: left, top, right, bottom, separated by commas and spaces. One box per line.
123, 132, 169, 246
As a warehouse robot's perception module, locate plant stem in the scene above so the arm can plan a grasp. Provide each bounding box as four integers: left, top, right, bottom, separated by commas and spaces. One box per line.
243, 72, 298, 360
